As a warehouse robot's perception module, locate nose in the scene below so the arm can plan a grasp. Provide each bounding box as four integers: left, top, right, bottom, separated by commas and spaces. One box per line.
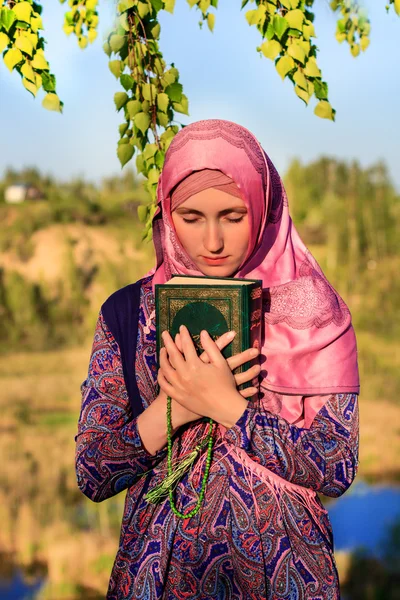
203, 222, 224, 253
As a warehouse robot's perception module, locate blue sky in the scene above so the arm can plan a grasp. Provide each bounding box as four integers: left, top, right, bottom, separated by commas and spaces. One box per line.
1, 0, 399, 188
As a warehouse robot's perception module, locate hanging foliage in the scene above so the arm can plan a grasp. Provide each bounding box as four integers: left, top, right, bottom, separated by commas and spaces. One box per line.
1, 0, 398, 239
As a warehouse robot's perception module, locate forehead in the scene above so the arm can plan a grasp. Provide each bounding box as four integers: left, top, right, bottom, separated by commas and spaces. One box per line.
175, 187, 247, 211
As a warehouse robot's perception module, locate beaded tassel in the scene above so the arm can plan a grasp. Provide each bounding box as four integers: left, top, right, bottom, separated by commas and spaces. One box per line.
144, 396, 214, 519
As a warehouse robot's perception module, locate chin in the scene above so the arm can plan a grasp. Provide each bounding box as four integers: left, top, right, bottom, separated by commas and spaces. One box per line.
198, 264, 238, 278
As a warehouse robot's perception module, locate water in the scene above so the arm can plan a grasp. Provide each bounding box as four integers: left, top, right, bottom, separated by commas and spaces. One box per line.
327, 481, 400, 556
0, 570, 44, 600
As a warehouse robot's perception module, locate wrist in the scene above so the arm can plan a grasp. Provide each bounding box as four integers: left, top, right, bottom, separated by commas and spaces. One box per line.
214, 391, 247, 430
156, 392, 181, 433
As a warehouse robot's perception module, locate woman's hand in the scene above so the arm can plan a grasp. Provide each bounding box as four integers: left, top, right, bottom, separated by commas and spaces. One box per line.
175, 329, 260, 399
157, 325, 258, 425
158, 330, 259, 429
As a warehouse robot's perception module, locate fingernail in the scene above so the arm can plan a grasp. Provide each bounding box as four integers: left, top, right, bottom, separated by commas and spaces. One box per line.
227, 331, 236, 340
250, 348, 259, 356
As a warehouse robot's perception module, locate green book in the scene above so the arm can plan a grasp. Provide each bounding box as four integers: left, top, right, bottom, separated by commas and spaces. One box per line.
155, 275, 263, 391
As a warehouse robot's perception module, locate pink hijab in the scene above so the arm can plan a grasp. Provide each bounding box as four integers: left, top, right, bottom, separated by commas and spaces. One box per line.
144, 119, 359, 425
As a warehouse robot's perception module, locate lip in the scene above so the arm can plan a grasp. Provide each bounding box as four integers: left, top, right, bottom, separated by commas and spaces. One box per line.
202, 256, 229, 265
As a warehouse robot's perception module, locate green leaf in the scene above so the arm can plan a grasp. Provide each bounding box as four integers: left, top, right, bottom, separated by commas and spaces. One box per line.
42, 93, 62, 112
22, 77, 37, 97
138, 1, 150, 18
294, 85, 309, 105
260, 40, 282, 60
109, 34, 126, 52
288, 43, 306, 64
103, 41, 112, 56
148, 168, 160, 184
21, 61, 35, 82
162, 68, 178, 87
207, 13, 215, 32
120, 74, 134, 91
117, 143, 134, 167
15, 35, 33, 57
155, 150, 165, 169
304, 57, 321, 77
114, 92, 129, 111
279, 0, 291, 8
135, 153, 144, 174
151, 22, 161, 39
173, 94, 189, 115
12, 2, 32, 23
41, 72, 56, 92
165, 82, 183, 102
276, 55, 295, 79
360, 36, 370, 51
0, 32, 9, 53
164, 0, 176, 12
314, 100, 334, 121
119, 122, 129, 137
335, 31, 346, 43
150, 0, 163, 11
137, 204, 148, 223
143, 82, 157, 102
293, 69, 308, 90
134, 111, 151, 134
273, 15, 289, 39
157, 111, 169, 127
156, 92, 169, 112
245, 9, 257, 26
351, 43, 360, 57
109, 60, 123, 78
303, 22, 315, 40
31, 52, 49, 70
314, 79, 328, 100
285, 9, 304, 30
88, 29, 97, 43
143, 143, 158, 160
4, 48, 23, 72
0, 8, 16, 32
126, 99, 142, 117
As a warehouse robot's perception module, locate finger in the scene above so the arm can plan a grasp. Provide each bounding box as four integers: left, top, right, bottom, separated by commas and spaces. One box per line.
157, 368, 176, 399
162, 330, 186, 370
159, 347, 180, 386
179, 325, 200, 362
199, 330, 236, 364
227, 347, 259, 371
234, 363, 261, 386
197, 329, 227, 366
175, 332, 183, 353
239, 386, 258, 399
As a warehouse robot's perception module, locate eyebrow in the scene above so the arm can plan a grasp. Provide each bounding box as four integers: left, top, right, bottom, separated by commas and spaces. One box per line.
175, 206, 248, 216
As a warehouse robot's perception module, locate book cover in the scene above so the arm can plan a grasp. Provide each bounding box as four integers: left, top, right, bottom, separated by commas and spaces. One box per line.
155, 275, 263, 391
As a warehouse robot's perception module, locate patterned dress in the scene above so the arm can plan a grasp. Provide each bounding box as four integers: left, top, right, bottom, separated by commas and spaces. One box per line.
75, 275, 359, 600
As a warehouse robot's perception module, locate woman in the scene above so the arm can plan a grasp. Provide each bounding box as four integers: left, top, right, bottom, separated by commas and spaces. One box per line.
75, 119, 359, 599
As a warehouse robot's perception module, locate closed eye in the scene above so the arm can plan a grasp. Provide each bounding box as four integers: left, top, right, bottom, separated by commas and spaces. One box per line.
182, 217, 244, 224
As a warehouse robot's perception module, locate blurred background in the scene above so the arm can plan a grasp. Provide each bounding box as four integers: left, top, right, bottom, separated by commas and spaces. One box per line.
0, 0, 399, 598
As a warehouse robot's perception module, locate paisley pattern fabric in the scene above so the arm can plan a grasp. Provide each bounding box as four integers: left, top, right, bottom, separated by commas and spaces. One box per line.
75, 276, 359, 599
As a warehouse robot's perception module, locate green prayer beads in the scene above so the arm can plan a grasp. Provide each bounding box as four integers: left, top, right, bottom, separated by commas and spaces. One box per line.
167, 395, 214, 519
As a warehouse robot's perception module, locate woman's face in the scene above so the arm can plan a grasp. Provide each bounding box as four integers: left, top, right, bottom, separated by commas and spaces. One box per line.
171, 187, 249, 277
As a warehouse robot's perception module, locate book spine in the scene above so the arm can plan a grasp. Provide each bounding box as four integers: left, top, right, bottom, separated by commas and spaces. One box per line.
238, 282, 263, 391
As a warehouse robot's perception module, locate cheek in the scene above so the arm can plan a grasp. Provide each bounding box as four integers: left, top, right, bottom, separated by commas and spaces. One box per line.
172, 220, 197, 255
231, 223, 250, 255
